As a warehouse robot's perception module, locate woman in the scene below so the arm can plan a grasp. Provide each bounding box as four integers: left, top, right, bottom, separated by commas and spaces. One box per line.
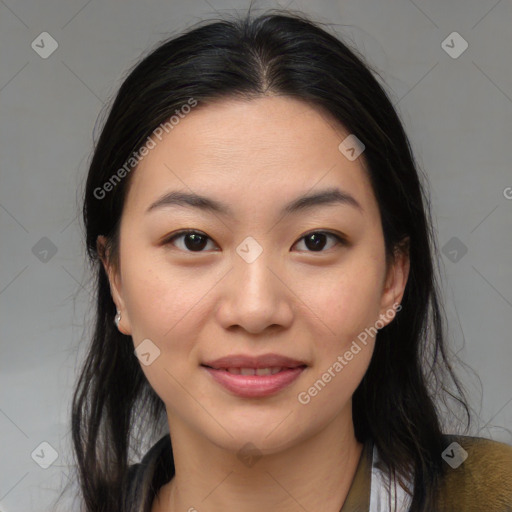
71, 8, 512, 512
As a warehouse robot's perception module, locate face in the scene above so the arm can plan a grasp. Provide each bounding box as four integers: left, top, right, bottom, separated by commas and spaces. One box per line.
98, 96, 409, 455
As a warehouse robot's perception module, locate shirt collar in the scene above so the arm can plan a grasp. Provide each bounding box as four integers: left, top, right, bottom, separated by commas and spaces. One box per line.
339, 438, 373, 512
134, 434, 374, 512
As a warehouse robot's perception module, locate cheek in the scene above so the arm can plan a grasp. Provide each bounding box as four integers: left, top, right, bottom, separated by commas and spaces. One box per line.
121, 248, 216, 339
120, 259, 212, 403
302, 257, 384, 342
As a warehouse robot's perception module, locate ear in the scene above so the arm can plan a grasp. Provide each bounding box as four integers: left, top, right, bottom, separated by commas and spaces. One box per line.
96, 235, 132, 335
378, 237, 410, 327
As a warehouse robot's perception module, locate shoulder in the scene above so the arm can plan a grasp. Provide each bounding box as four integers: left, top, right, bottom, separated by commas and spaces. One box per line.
436, 434, 512, 512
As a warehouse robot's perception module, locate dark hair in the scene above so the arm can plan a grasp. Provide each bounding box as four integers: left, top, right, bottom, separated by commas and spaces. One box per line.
70, 7, 470, 512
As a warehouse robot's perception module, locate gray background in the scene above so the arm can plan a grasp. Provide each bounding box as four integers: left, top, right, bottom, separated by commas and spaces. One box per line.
1, 0, 511, 510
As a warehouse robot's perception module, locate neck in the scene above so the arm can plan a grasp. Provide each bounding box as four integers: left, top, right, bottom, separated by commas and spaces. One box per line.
154, 408, 363, 512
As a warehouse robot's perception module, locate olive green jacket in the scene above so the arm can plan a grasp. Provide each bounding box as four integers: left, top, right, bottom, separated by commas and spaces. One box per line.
125, 434, 512, 511
340, 435, 512, 511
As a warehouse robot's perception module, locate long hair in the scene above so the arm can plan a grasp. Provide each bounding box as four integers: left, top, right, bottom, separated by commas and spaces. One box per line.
70, 7, 470, 511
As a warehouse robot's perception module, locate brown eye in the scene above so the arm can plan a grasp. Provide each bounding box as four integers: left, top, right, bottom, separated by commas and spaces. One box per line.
164, 230, 217, 252
163, 229, 345, 254
293, 231, 344, 252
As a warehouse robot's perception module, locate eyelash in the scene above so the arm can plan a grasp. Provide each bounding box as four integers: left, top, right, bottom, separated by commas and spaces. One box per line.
162, 229, 346, 253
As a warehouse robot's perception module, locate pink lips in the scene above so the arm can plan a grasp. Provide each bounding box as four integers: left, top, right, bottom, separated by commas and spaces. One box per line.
201, 353, 307, 398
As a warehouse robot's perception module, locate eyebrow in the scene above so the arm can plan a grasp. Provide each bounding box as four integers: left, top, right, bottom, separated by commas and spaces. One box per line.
145, 187, 363, 217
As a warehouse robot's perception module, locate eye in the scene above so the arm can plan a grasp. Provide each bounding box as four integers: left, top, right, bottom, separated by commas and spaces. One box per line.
163, 229, 345, 253
163, 230, 218, 252
293, 231, 345, 252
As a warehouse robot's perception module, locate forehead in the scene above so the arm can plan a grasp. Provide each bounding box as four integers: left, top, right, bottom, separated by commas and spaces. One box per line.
123, 96, 377, 219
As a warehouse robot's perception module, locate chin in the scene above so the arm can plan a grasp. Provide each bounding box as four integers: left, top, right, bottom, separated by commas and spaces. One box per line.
210, 429, 301, 458
200, 409, 313, 456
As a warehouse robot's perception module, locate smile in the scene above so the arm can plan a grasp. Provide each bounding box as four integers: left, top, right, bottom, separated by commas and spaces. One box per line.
201, 364, 307, 398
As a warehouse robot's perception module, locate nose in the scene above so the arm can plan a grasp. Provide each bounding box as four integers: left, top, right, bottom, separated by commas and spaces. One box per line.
215, 242, 294, 335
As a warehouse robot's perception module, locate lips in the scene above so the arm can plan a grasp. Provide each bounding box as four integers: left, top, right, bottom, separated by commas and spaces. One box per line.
201, 353, 308, 398
202, 353, 307, 370
217, 367, 285, 375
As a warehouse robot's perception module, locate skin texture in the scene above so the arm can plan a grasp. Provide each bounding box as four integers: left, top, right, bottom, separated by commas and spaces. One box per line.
98, 95, 410, 512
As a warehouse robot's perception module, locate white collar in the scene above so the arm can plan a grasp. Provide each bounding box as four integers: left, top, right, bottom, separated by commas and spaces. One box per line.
369, 443, 413, 511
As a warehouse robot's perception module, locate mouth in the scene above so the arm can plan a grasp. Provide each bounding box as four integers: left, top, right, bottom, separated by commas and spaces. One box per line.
202, 366, 303, 375
201, 354, 308, 398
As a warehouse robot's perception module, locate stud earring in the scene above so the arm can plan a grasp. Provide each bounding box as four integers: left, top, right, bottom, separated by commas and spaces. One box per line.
114, 310, 121, 328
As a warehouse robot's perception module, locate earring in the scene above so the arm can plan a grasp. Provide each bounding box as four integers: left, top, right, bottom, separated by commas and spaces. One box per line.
114, 310, 121, 328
